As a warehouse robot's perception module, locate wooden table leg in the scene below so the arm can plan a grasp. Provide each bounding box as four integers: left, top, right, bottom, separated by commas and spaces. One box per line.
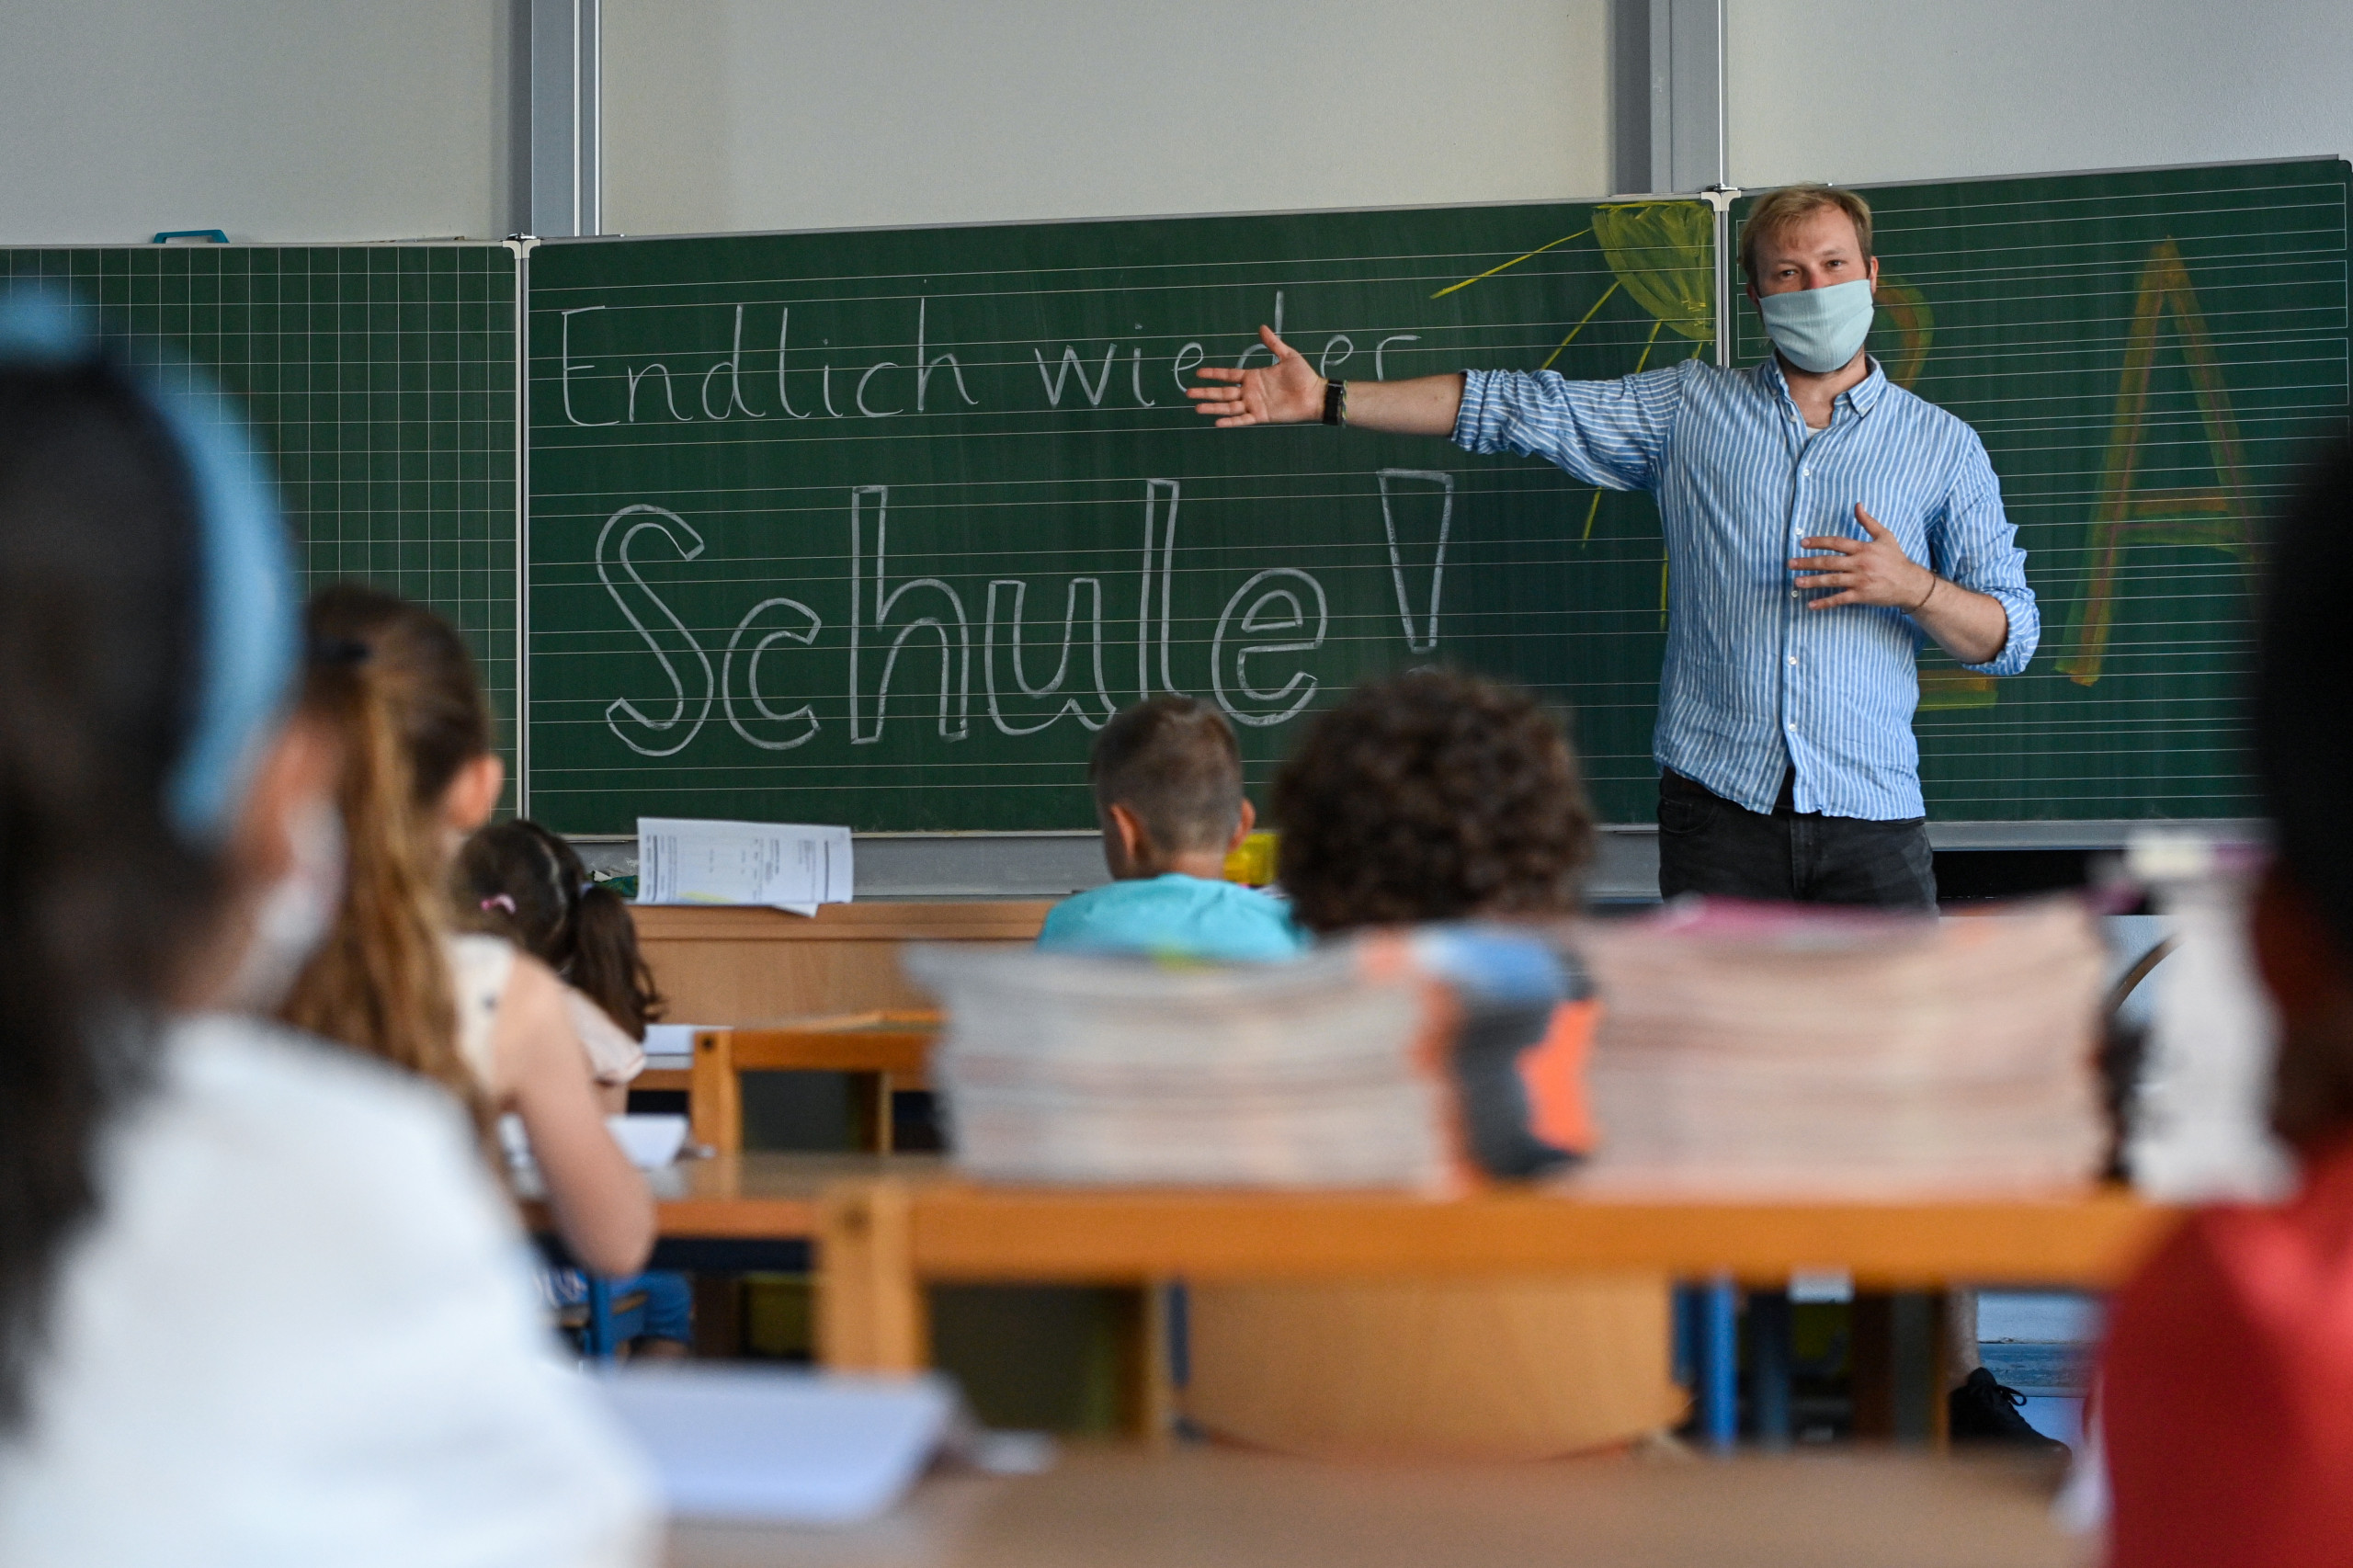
817, 1182, 927, 1373
1113, 1280, 1177, 1447
1928, 1292, 1953, 1453
849, 1072, 895, 1153
1852, 1293, 1894, 1440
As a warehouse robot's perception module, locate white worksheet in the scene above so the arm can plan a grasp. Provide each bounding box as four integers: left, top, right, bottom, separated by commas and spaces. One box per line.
635, 818, 852, 915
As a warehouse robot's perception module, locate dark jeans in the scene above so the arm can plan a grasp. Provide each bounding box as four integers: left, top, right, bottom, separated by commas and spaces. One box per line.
1655, 768, 1937, 909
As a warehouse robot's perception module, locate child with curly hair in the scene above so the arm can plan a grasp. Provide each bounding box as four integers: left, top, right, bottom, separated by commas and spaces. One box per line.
1185, 667, 1680, 1459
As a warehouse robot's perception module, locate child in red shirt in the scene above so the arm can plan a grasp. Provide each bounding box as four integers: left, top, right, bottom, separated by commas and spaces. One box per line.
2101, 437, 2353, 1565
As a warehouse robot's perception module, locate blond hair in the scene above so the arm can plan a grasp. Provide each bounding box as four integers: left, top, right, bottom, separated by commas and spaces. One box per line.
278, 587, 497, 1153
1739, 184, 1874, 287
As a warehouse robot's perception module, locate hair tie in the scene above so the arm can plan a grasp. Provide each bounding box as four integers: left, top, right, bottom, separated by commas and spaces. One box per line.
481, 894, 517, 915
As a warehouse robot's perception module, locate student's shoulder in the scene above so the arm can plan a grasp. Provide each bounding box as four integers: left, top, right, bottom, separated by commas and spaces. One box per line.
1199, 876, 1294, 917
146, 1016, 499, 1244
166, 1013, 466, 1142
1039, 879, 1129, 933
1188, 878, 1311, 957
1046, 880, 1129, 915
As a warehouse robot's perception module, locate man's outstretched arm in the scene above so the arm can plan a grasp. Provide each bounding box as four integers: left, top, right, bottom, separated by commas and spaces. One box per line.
1187, 325, 1465, 436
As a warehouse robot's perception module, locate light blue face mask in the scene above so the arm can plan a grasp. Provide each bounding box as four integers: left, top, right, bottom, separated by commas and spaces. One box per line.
0, 290, 299, 845
1756, 278, 1875, 375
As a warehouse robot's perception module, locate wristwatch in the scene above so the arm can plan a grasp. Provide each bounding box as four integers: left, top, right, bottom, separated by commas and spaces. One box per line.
1321, 379, 1347, 426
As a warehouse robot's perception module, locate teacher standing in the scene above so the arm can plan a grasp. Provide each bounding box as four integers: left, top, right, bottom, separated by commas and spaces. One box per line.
1188, 185, 2038, 910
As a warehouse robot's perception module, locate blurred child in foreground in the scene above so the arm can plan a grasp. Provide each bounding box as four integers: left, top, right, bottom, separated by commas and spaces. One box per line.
0, 306, 653, 1563
1037, 696, 1303, 962
2101, 437, 2353, 1564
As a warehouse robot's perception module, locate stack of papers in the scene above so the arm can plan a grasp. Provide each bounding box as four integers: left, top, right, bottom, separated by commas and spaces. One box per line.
1572, 899, 2107, 1196
906, 943, 1455, 1190
635, 818, 851, 915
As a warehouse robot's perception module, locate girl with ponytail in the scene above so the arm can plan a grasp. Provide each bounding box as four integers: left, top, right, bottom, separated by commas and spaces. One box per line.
459, 818, 665, 1103
0, 300, 654, 1563
279, 585, 654, 1280
460, 820, 693, 1355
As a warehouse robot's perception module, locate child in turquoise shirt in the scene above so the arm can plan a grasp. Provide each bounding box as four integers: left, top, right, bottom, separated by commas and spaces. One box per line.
1038, 698, 1304, 963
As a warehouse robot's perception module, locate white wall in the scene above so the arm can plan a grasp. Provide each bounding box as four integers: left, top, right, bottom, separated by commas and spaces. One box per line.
7, 3, 2348, 247
0, 0, 509, 244
602, 1, 1613, 236
1727, 0, 2353, 190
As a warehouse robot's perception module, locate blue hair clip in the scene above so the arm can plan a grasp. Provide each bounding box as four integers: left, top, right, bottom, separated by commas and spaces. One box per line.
0, 290, 299, 844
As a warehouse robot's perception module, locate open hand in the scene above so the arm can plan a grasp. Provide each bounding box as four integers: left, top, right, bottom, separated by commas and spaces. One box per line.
1186, 326, 1325, 426
1789, 504, 1934, 609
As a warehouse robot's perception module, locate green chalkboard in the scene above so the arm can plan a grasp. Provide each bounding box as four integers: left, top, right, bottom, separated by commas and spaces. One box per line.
1733, 159, 2350, 821
0, 244, 521, 801
527, 160, 2349, 835
526, 200, 1710, 832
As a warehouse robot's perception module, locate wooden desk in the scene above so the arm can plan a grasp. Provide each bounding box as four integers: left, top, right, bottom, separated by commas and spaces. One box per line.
630, 902, 1050, 1025
643, 1153, 949, 1238
815, 1181, 2177, 1390
667, 1443, 2080, 1568
522, 1152, 949, 1273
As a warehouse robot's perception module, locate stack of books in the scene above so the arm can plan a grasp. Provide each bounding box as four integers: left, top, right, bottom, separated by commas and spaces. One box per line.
1573, 899, 2108, 1196
906, 943, 1458, 1190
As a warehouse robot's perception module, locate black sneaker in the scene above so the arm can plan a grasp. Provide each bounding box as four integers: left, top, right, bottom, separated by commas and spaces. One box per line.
1948, 1368, 2069, 1457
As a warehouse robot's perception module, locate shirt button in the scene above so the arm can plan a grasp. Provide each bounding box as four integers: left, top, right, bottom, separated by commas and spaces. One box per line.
1787, 654, 1798, 665
1787, 721, 1797, 730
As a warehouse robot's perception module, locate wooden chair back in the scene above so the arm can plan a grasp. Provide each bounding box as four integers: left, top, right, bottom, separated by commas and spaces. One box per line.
690, 1011, 942, 1154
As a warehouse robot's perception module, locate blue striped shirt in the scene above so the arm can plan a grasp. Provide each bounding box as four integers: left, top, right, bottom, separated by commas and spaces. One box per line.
1453, 356, 2038, 822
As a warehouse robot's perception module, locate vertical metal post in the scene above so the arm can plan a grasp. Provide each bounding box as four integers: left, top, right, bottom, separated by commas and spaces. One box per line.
1648, 1, 1675, 192
1712, 0, 1729, 192
1616, 0, 1738, 364
1613, 0, 1722, 197
1609, 0, 1652, 197
1707, 187, 1739, 368
1701, 1274, 1740, 1449
528, 0, 602, 238
509, 238, 533, 818
584, 1274, 617, 1361
1748, 1290, 1793, 1449
1665, 0, 1723, 195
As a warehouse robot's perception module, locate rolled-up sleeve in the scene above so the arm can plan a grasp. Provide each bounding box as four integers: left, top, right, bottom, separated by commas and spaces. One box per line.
1931, 441, 2039, 676
1452, 363, 1688, 493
